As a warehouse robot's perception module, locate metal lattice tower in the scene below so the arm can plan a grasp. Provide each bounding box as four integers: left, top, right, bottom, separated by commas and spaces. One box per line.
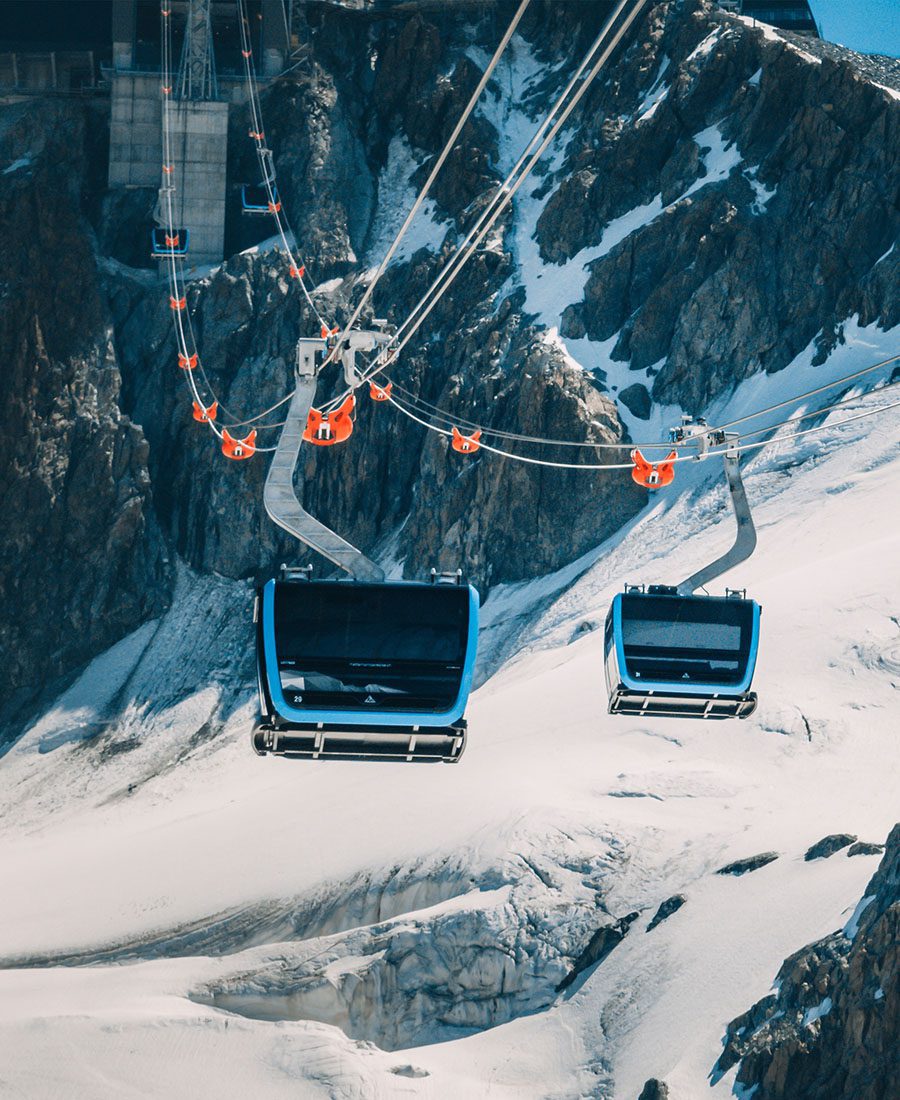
178, 0, 217, 100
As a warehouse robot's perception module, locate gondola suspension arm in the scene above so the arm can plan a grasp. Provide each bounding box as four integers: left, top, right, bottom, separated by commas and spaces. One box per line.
674, 420, 757, 596
263, 338, 385, 582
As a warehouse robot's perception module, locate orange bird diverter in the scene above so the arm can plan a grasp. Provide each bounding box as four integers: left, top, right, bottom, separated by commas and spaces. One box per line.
369, 381, 392, 402
452, 427, 481, 454
222, 429, 256, 460
192, 400, 217, 423
631, 449, 676, 489
303, 395, 355, 446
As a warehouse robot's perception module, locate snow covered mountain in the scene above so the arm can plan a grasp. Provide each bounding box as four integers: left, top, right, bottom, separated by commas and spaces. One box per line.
0, 0, 897, 1096
1, 369, 897, 1098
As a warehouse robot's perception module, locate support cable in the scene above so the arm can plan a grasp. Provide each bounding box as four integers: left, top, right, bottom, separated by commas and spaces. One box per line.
321, 0, 650, 411
323, 0, 532, 367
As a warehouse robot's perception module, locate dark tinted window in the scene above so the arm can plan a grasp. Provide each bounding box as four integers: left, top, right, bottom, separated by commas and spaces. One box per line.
272, 582, 470, 712
618, 594, 753, 686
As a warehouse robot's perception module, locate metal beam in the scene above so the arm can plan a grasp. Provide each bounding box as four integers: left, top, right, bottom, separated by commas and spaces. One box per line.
264, 339, 385, 582
677, 452, 757, 595
178, 0, 217, 100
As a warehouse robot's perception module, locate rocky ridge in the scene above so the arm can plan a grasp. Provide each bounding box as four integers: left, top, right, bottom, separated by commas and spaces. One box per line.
0, 100, 170, 723
717, 823, 899, 1100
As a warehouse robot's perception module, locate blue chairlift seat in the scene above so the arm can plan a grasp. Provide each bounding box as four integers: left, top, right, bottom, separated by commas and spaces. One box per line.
253, 573, 479, 761
151, 226, 189, 258
242, 183, 279, 215
604, 586, 760, 719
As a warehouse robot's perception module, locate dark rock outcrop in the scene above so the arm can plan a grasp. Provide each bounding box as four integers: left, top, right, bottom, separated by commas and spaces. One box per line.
557, 911, 639, 991
536, 0, 900, 413
717, 823, 900, 1100
804, 833, 857, 861
638, 1080, 669, 1100
716, 852, 779, 876
646, 894, 686, 932
847, 841, 885, 858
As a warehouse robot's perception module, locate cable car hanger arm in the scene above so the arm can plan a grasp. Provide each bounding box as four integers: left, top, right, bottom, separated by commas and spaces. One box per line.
676, 443, 757, 596
263, 338, 385, 583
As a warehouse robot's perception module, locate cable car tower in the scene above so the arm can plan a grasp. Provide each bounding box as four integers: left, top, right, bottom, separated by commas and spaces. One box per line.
604, 421, 761, 720
253, 335, 480, 763
178, 0, 217, 101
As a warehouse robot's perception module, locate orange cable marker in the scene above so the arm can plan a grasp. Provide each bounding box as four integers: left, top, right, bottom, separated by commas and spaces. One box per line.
451, 427, 481, 454
170, 296, 186, 311
192, 400, 217, 422
303, 396, 355, 446
630, 449, 676, 489
369, 381, 392, 402
289, 265, 305, 279
178, 353, 198, 370
222, 429, 256, 460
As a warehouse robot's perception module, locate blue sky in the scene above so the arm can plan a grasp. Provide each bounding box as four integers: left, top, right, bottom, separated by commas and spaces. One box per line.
810, 0, 899, 56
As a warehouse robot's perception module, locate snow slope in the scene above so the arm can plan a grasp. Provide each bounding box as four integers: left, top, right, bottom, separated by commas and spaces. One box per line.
1, 378, 898, 1097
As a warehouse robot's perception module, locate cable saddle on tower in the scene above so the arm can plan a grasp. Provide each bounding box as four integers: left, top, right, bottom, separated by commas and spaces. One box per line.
253, 335, 480, 764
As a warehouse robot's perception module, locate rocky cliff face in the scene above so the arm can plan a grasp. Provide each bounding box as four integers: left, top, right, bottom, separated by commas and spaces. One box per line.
536, 1, 900, 411
1, 0, 897, 719
716, 823, 899, 1100
0, 100, 170, 725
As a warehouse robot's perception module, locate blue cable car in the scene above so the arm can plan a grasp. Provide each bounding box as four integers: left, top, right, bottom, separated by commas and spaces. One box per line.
241, 183, 280, 215
252, 336, 480, 762
150, 226, 189, 258
253, 571, 478, 761
604, 422, 762, 720
604, 586, 760, 719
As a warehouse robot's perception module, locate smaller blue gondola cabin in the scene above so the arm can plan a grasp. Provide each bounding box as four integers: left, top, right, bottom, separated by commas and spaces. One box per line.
151, 226, 189, 258
604, 586, 761, 719
241, 183, 279, 214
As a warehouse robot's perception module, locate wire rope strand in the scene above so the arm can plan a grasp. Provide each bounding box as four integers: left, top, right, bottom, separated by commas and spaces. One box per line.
236, 0, 330, 329
321, 0, 650, 411
324, 0, 533, 366
710, 352, 900, 432
385, 366, 900, 451
385, 383, 900, 471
